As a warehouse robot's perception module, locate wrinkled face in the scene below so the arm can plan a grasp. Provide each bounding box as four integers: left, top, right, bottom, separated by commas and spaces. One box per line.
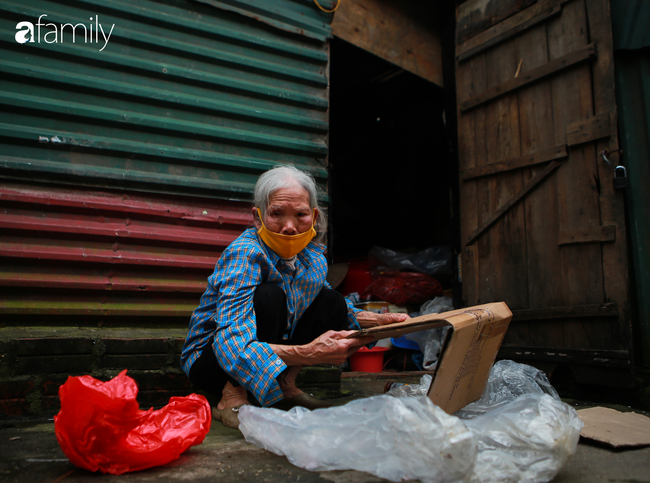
253, 185, 316, 235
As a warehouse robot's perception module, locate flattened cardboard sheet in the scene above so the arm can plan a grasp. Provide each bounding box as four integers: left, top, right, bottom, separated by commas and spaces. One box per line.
348, 302, 512, 414
577, 407, 650, 447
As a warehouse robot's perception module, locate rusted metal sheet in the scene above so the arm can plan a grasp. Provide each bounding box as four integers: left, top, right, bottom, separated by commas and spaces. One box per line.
0, 180, 253, 316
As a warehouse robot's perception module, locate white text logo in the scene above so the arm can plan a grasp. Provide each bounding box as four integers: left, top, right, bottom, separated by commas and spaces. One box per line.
15, 14, 115, 52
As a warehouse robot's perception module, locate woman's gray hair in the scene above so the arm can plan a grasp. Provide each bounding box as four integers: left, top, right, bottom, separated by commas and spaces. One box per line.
253, 164, 326, 238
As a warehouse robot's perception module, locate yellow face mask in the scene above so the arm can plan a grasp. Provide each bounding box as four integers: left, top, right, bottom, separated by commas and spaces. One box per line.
256, 208, 317, 258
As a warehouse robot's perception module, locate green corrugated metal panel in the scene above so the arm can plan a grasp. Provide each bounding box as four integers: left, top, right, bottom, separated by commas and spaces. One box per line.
614, 50, 650, 367
610, 0, 650, 50
192, 0, 338, 42
0, 0, 331, 201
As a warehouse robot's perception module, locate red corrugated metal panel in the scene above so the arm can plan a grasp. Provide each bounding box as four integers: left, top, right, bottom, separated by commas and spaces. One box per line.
0, 180, 253, 317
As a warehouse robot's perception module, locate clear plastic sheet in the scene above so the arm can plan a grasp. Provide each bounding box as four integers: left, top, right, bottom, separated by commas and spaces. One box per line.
240, 396, 477, 483
455, 360, 560, 420
404, 297, 453, 370
465, 394, 583, 483
239, 361, 582, 483
385, 374, 433, 397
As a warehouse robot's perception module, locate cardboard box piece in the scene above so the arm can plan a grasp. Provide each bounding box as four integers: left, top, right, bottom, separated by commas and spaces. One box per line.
577, 406, 650, 447
348, 302, 512, 414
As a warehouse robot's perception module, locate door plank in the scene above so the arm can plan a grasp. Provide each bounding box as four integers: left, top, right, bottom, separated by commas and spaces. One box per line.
479, 38, 528, 309
457, 51, 485, 306
466, 160, 561, 246
461, 145, 567, 179
457, 0, 537, 44
558, 225, 616, 245
498, 346, 630, 367
566, 112, 613, 146
516, 21, 563, 348
513, 302, 618, 320
460, 43, 596, 112
548, 0, 606, 350
456, 0, 565, 62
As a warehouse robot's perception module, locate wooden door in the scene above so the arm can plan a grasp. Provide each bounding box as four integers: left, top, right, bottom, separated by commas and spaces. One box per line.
455, 0, 632, 385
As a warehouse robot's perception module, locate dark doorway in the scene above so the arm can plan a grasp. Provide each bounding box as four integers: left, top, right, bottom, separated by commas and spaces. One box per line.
329, 38, 453, 267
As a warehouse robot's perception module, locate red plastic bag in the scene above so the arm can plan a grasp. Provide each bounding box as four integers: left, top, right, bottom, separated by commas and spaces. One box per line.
364, 270, 443, 306
54, 370, 211, 475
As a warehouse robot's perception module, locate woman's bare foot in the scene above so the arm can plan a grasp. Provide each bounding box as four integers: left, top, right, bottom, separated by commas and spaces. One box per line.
216, 381, 249, 410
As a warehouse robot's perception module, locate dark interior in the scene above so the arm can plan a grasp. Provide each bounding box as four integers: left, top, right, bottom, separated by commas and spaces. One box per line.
328, 37, 455, 277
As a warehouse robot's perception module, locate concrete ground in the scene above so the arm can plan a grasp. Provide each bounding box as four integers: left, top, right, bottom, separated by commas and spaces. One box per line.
1, 374, 649, 483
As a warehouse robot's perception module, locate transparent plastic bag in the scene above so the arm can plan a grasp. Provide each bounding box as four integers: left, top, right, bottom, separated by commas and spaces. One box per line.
240, 361, 582, 483
455, 360, 559, 420
403, 297, 454, 370
385, 374, 433, 397
466, 394, 583, 483
240, 393, 581, 483
240, 396, 477, 483
420, 296, 454, 315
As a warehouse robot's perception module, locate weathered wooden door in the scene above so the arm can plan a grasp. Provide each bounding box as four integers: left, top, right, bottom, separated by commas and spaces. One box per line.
455, 0, 632, 385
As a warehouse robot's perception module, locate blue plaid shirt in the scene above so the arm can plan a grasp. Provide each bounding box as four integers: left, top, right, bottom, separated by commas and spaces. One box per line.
181, 227, 361, 406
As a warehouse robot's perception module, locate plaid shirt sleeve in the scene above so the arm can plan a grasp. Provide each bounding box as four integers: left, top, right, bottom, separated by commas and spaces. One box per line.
181, 231, 287, 407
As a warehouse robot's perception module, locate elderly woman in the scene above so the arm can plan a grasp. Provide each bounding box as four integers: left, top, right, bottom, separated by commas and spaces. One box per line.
181, 165, 408, 428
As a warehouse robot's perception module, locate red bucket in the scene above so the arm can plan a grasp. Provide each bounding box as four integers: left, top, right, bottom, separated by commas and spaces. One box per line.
349, 346, 388, 373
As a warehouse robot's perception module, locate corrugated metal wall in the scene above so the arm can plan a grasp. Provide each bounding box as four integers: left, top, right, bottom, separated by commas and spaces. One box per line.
0, 0, 334, 319
611, 0, 650, 367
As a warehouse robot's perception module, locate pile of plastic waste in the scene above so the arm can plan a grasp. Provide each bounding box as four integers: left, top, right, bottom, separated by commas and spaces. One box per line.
239, 361, 583, 483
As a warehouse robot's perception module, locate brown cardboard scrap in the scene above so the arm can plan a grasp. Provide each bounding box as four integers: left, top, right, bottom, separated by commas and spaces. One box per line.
577, 407, 650, 447
347, 302, 513, 415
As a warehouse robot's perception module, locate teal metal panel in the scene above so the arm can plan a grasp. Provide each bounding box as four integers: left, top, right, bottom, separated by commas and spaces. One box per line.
610, 0, 650, 50
614, 50, 650, 367
192, 0, 338, 42
0, 0, 331, 201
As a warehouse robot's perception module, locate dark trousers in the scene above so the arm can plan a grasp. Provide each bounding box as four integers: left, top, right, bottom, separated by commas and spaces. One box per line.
189, 283, 349, 398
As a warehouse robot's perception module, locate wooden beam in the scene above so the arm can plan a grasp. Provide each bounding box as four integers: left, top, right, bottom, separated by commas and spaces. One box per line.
460, 44, 597, 112
498, 346, 630, 368
331, 0, 443, 87
465, 161, 561, 246
461, 145, 567, 180
512, 302, 619, 321
566, 112, 613, 146
456, 0, 565, 62
559, 225, 616, 245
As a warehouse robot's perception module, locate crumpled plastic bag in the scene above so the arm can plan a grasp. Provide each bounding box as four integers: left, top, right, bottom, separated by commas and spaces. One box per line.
455, 360, 560, 419
240, 396, 477, 483
368, 246, 452, 281
465, 394, 582, 483
385, 374, 433, 397
404, 297, 453, 370
239, 360, 583, 483
54, 370, 211, 475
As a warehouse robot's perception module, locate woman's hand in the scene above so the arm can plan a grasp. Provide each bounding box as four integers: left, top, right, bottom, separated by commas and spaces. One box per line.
355, 311, 410, 328
304, 330, 373, 365
269, 330, 373, 366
